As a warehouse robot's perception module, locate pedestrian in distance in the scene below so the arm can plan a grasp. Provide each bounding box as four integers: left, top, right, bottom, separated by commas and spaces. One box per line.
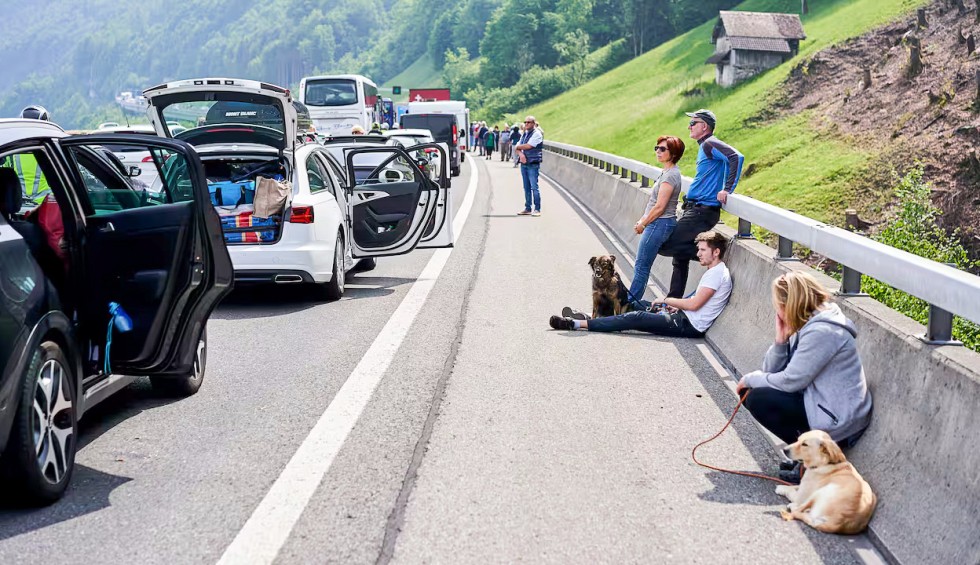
351, 125, 366, 135
514, 116, 544, 216
736, 271, 873, 482
499, 124, 511, 161
550, 231, 732, 336
628, 135, 684, 309
658, 109, 743, 298
510, 124, 522, 167
477, 122, 488, 157
485, 126, 498, 159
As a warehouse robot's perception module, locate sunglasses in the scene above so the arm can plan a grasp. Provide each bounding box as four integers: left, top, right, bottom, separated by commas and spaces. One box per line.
654, 145, 668, 153
524, 121, 534, 124
688, 120, 703, 127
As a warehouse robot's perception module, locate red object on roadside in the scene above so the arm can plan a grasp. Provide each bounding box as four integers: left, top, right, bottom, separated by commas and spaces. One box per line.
408, 88, 451, 102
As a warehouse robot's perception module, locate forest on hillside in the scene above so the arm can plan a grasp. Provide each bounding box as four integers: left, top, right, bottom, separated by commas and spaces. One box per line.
0, 0, 740, 128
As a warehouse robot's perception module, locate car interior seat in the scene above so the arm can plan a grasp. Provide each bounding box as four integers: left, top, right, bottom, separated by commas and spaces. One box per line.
0, 166, 67, 292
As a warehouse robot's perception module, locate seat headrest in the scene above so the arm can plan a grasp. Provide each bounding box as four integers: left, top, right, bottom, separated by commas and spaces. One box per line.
0, 168, 24, 216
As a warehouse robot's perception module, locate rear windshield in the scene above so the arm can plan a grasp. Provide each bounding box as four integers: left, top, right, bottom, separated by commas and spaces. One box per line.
400, 115, 454, 141
160, 98, 285, 139
304, 79, 357, 107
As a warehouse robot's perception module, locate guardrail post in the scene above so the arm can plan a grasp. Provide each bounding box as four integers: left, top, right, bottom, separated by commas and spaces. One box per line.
837, 266, 867, 296
621, 166, 629, 179
640, 175, 650, 188
776, 235, 796, 261
736, 218, 754, 239
612, 164, 619, 175
604, 161, 612, 172
630, 171, 638, 183
920, 263, 963, 345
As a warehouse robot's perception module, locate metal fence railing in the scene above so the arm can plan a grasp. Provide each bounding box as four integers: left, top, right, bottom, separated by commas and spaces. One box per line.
545, 140, 980, 344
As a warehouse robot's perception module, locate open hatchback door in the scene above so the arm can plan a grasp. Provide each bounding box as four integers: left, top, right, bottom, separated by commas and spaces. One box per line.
58, 134, 233, 376
344, 145, 449, 257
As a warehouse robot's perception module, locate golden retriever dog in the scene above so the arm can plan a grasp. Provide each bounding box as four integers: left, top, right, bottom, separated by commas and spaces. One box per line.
775, 430, 877, 534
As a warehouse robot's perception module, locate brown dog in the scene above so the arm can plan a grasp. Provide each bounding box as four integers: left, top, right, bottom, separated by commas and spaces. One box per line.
775, 430, 877, 534
589, 255, 633, 318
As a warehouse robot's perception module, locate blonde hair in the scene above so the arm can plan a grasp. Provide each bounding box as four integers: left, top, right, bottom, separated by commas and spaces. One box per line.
772, 271, 832, 334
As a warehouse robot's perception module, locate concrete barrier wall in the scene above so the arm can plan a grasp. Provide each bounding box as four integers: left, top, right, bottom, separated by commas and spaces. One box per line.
543, 152, 980, 565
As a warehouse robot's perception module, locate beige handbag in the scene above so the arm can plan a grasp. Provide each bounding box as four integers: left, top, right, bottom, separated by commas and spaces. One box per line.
253, 176, 291, 218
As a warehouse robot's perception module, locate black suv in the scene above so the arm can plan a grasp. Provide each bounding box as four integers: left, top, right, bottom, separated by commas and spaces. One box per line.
398, 114, 460, 177
0, 119, 233, 504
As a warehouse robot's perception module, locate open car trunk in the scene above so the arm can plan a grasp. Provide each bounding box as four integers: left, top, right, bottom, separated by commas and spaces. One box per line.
201, 155, 292, 245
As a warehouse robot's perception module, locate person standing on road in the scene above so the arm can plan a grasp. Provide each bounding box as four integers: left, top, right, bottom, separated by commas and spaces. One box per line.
514, 116, 543, 216
550, 231, 732, 336
477, 122, 489, 157
498, 123, 511, 161
485, 126, 498, 159
5, 106, 53, 203
658, 109, 743, 298
627, 135, 684, 309
509, 124, 521, 167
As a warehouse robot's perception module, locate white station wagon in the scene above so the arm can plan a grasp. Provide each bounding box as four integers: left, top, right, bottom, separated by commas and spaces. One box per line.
143, 78, 453, 299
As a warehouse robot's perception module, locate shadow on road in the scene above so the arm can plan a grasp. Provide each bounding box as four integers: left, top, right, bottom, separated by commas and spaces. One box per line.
212, 276, 416, 320
0, 465, 132, 541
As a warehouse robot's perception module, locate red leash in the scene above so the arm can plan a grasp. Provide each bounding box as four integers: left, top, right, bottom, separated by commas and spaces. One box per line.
691, 389, 796, 486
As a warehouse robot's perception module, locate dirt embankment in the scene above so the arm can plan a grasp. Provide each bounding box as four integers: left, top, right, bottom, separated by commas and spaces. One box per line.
774, 0, 980, 252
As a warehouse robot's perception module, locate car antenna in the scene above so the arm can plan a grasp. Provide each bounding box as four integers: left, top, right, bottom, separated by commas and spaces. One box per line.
121, 104, 131, 127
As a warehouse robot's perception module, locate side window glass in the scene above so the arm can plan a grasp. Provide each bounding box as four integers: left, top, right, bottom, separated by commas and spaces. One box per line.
314, 153, 339, 199
1, 150, 56, 213
355, 151, 418, 186
67, 144, 194, 214
306, 155, 326, 193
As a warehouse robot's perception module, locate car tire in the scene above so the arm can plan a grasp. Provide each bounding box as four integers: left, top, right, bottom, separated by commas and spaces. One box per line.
451, 166, 460, 177
0, 340, 78, 505
323, 233, 346, 301
461, 153, 465, 162
355, 257, 377, 272
150, 329, 207, 397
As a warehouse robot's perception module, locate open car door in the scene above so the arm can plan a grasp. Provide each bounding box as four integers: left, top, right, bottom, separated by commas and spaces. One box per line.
344, 146, 441, 258
58, 134, 233, 376
403, 142, 453, 249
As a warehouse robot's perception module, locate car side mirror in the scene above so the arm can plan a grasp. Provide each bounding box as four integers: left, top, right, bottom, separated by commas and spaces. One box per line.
127, 166, 142, 177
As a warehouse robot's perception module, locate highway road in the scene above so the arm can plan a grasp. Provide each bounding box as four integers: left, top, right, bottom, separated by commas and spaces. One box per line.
0, 156, 878, 564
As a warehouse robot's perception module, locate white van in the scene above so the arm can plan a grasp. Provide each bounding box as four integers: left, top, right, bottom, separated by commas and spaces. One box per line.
299, 74, 382, 136
407, 100, 470, 155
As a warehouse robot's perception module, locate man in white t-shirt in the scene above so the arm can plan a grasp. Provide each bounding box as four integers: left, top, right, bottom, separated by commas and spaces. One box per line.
550, 231, 732, 337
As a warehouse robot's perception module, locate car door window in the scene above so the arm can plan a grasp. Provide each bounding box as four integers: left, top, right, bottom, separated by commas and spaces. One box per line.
1, 150, 57, 212
66, 145, 193, 214
314, 153, 340, 199
306, 154, 327, 194
356, 152, 419, 186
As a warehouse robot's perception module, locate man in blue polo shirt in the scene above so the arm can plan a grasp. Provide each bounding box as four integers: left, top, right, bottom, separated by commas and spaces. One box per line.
659, 108, 743, 298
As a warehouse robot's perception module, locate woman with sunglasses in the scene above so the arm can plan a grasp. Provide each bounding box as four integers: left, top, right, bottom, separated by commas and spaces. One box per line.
628, 135, 684, 308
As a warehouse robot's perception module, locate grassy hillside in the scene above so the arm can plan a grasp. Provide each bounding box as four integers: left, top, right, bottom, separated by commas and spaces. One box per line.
383, 53, 447, 103
521, 0, 929, 223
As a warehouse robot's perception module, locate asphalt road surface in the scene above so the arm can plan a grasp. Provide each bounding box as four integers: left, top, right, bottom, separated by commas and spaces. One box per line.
0, 155, 880, 564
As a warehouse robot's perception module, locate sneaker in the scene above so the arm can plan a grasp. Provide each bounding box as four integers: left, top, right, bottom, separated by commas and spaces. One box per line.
531, 210, 541, 217
517, 209, 533, 216
561, 306, 590, 320
549, 315, 576, 330
778, 463, 803, 485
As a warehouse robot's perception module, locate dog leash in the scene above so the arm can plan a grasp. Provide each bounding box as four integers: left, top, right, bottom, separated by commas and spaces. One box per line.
691, 389, 797, 487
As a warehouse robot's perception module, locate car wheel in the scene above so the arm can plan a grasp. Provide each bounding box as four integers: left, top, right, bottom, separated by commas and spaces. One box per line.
355, 257, 377, 272
323, 233, 345, 300
150, 329, 207, 397
461, 153, 465, 162
451, 166, 460, 177
0, 341, 77, 505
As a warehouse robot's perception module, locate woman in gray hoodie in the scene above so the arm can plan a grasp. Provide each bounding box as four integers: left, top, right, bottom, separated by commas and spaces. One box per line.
736, 271, 873, 451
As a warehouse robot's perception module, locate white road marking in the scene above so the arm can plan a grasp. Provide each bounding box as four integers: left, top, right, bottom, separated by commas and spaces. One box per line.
217, 162, 481, 565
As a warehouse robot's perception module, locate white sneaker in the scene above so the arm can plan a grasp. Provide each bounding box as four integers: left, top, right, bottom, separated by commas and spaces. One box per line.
531, 210, 541, 217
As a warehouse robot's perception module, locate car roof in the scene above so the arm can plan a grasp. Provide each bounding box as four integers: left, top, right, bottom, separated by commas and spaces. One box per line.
384, 129, 433, 137
0, 119, 67, 147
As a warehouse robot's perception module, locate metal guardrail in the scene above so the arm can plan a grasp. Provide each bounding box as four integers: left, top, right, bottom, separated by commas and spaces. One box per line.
545, 140, 980, 344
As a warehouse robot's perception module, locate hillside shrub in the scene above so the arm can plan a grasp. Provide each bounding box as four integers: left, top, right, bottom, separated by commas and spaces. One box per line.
862, 167, 980, 351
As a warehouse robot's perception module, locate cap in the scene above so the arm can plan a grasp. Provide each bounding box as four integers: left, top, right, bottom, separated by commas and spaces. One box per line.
685, 109, 716, 129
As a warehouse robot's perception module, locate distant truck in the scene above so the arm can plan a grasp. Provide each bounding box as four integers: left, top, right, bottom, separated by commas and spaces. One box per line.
406, 100, 469, 155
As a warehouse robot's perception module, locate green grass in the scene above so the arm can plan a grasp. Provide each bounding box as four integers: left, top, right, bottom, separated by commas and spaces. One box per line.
521, 0, 928, 225
384, 53, 446, 104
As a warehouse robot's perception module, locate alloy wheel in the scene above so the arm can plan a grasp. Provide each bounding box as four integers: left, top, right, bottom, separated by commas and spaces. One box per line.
31, 358, 74, 485
335, 241, 345, 292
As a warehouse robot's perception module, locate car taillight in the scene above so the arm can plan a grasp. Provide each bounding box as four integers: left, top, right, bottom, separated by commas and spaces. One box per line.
288, 206, 314, 224
452, 124, 458, 145
141, 156, 154, 162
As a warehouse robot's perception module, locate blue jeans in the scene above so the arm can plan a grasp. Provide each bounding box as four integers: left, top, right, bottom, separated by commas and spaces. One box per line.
588, 310, 704, 337
629, 217, 677, 307
521, 163, 541, 211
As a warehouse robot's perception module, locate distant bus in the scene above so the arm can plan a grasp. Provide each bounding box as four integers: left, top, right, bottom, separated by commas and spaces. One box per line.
298, 74, 382, 136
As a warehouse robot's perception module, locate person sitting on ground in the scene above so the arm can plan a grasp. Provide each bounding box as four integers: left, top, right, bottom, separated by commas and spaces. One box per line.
736, 271, 872, 482
550, 230, 732, 337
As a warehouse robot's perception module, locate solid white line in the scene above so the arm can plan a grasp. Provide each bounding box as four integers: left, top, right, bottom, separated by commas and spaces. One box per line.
217, 161, 481, 565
